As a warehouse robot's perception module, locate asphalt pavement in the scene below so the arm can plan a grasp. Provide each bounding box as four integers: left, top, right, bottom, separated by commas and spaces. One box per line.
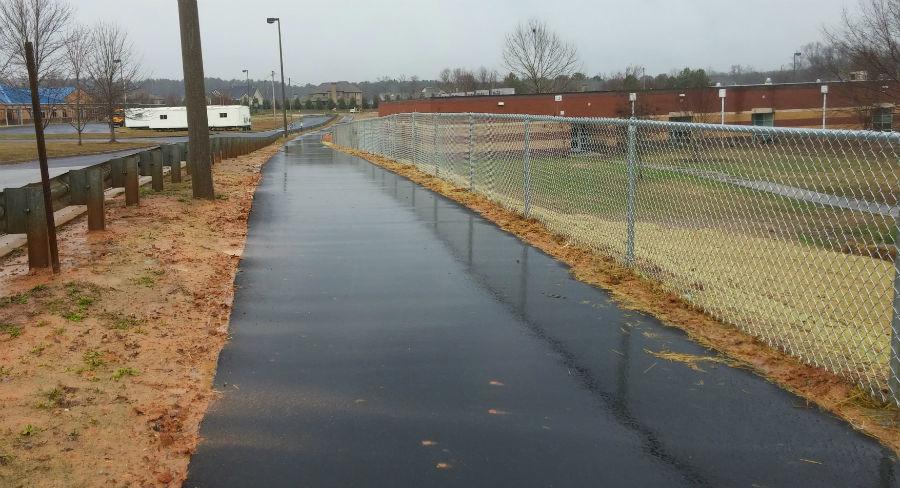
184, 135, 900, 488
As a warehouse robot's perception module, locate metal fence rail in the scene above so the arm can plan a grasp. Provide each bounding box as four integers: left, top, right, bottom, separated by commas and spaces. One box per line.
332, 112, 900, 405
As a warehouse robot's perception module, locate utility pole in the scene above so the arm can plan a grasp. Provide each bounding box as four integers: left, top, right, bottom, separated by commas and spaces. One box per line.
25, 41, 60, 273
177, 0, 214, 199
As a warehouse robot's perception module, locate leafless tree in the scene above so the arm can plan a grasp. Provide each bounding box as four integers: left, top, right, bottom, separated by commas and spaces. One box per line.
408, 75, 420, 99
502, 19, 580, 93
86, 21, 140, 142
0, 0, 73, 82
451, 67, 477, 92
63, 24, 92, 144
823, 0, 900, 127
475, 66, 499, 91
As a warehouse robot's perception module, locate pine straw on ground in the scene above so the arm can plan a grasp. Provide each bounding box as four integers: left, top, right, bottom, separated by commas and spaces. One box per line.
328, 142, 900, 455
0, 141, 284, 487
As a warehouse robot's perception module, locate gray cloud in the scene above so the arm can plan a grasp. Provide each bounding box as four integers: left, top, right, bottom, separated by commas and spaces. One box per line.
71, 0, 851, 83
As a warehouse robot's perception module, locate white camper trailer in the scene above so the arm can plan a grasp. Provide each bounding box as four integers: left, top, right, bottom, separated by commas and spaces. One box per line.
130, 105, 251, 131
124, 108, 154, 129
207, 105, 251, 130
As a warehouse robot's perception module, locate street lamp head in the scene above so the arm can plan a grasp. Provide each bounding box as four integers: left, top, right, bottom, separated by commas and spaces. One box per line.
242, 69, 248, 74
794, 52, 802, 57
113, 58, 121, 63
267, 17, 278, 24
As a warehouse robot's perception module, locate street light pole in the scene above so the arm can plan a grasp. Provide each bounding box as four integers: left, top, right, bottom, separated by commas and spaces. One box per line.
267, 17, 289, 138
271, 70, 276, 123
242, 68, 250, 109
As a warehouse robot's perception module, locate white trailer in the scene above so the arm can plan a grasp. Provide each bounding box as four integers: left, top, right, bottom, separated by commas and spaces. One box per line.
124, 108, 154, 129
208, 105, 251, 130
132, 105, 251, 131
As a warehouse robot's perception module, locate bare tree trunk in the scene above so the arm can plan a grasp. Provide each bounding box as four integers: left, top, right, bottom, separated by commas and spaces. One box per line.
108, 100, 116, 142
177, 0, 213, 199
75, 75, 82, 145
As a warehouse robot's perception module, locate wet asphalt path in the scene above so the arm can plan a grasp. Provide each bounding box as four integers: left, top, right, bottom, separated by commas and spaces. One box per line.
0, 116, 331, 188
185, 135, 900, 487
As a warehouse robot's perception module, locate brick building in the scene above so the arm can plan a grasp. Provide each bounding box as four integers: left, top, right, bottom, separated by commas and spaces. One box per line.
379, 81, 897, 130
0, 84, 86, 125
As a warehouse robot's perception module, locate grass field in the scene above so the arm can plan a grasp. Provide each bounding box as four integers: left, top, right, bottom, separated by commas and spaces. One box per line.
357, 118, 900, 397
0, 141, 155, 164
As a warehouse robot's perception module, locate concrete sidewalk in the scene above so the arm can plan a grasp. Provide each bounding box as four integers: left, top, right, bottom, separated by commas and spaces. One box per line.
185, 135, 899, 487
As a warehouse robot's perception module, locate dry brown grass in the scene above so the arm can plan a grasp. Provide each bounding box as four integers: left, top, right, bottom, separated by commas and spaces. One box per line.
0, 141, 155, 164
330, 142, 900, 455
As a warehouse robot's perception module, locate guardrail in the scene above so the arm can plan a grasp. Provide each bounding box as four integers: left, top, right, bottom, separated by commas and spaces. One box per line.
332, 112, 900, 405
0, 115, 336, 236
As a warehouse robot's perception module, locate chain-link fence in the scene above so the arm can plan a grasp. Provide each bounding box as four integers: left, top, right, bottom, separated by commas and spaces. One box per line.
332, 112, 900, 405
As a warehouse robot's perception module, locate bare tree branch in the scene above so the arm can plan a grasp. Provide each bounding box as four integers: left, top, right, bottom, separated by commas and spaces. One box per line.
0, 0, 73, 83
63, 24, 92, 144
502, 19, 580, 93
86, 21, 141, 142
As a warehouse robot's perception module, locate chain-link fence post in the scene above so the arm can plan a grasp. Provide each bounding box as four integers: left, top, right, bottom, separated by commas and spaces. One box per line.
432, 113, 439, 176
523, 117, 533, 218
625, 120, 637, 266
412, 113, 418, 166
891, 217, 900, 405
468, 114, 475, 191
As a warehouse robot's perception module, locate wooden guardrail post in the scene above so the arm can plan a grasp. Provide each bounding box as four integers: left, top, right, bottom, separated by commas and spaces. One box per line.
86, 168, 105, 231
169, 145, 183, 183
68, 167, 104, 231
182, 143, 192, 175
138, 150, 153, 177
150, 148, 164, 191
3, 187, 27, 234
125, 157, 139, 206
109, 158, 125, 188
25, 186, 50, 269
69, 168, 88, 206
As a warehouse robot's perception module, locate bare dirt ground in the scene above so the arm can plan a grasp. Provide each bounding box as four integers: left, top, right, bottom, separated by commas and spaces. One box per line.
328, 141, 900, 455
0, 141, 285, 487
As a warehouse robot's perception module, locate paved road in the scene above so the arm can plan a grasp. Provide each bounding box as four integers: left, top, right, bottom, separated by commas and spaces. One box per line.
0, 121, 112, 134
0, 116, 332, 189
184, 135, 900, 488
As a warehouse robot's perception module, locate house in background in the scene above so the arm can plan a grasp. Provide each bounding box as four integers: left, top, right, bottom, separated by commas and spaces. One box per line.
0, 84, 86, 125
306, 82, 363, 106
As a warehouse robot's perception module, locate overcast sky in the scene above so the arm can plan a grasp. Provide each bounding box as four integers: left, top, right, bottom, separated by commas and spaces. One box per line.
72, 0, 853, 84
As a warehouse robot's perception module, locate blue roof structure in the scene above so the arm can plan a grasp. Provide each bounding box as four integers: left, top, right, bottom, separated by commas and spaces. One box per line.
0, 84, 75, 105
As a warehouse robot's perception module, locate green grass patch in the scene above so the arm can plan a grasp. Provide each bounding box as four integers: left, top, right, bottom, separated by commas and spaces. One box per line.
82, 350, 105, 370
111, 367, 139, 381
0, 323, 22, 338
